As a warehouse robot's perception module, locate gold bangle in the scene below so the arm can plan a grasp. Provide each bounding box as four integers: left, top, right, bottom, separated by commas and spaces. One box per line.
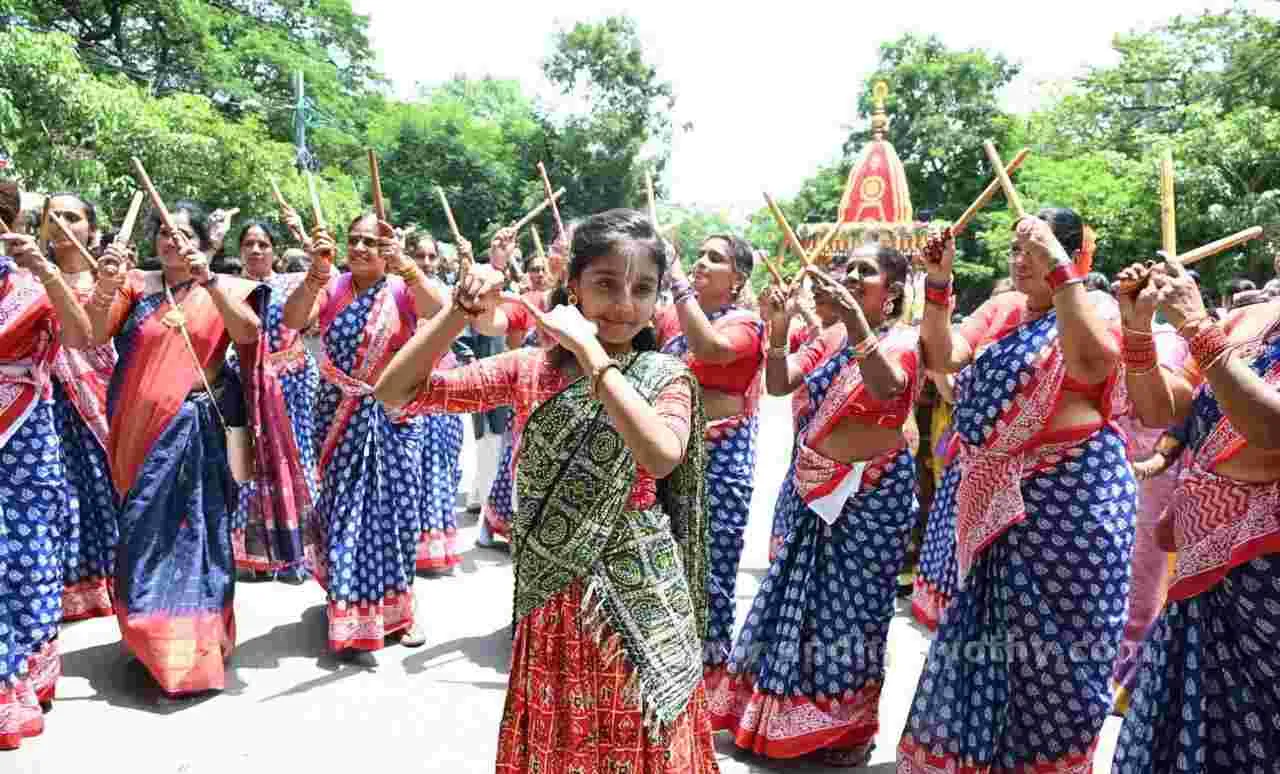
590, 359, 621, 400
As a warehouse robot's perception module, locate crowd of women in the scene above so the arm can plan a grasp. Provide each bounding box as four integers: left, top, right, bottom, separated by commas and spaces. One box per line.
0, 167, 1278, 774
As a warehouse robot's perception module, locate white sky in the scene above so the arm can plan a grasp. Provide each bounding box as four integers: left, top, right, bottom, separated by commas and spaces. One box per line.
351, 0, 1274, 215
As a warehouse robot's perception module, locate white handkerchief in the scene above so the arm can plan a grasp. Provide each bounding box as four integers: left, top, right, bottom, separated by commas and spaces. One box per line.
809, 461, 867, 526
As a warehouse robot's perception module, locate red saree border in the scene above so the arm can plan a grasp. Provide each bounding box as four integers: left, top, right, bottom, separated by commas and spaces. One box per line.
62, 577, 114, 622
898, 734, 1097, 774
115, 604, 235, 696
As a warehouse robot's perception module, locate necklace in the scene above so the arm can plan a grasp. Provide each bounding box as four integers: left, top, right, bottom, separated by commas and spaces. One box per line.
161, 277, 195, 329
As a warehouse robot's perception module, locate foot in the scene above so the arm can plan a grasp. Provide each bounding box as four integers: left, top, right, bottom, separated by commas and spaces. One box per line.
399, 625, 426, 648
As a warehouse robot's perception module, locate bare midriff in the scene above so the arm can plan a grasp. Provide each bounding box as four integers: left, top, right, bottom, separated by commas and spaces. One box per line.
1214, 446, 1280, 484
811, 419, 906, 465
704, 389, 746, 422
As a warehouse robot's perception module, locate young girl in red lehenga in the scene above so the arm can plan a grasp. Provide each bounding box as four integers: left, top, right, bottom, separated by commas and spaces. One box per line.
376, 209, 719, 773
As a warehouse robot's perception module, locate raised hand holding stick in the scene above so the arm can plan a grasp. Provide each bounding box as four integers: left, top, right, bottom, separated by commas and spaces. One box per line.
952, 148, 1030, 235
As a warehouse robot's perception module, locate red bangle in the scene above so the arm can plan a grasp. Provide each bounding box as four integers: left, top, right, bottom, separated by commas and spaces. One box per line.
1046, 262, 1082, 291
1187, 322, 1231, 370
924, 283, 953, 307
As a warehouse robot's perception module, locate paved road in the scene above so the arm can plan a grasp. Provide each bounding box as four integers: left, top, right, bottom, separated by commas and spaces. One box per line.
12, 396, 1119, 773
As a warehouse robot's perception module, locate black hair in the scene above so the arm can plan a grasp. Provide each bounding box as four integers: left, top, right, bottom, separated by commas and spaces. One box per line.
1226, 278, 1256, 296
348, 211, 378, 232
548, 208, 669, 366
873, 246, 911, 319
1036, 207, 1085, 256
237, 220, 277, 250
705, 233, 756, 281
46, 191, 98, 231
214, 255, 243, 276
148, 199, 211, 251
407, 230, 439, 255
1084, 272, 1110, 293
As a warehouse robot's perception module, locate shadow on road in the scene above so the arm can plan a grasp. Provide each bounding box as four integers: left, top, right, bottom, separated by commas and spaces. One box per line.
231, 603, 330, 669
59, 639, 245, 713
401, 625, 512, 676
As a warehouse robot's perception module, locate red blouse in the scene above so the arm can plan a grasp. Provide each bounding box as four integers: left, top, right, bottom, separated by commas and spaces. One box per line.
654, 305, 764, 396
399, 348, 694, 509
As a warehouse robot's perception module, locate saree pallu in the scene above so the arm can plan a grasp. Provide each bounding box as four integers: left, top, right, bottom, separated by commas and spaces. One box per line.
0, 263, 68, 748
499, 351, 717, 772
898, 309, 1136, 773
910, 458, 960, 632
662, 307, 763, 669
230, 275, 320, 578
106, 272, 262, 696
309, 275, 422, 652
1113, 319, 1280, 773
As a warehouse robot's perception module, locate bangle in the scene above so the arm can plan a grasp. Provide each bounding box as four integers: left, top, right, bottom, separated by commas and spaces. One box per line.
590, 359, 621, 400
1176, 315, 1211, 339
671, 279, 695, 305
1122, 326, 1154, 338
767, 344, 789, 359
1046, 262, 1083, 292
924, 282, 953, 307
89, 289, 116, 311
452, 294, 481, 319
396, 264, 422, 284
1187, 322, 1231, 371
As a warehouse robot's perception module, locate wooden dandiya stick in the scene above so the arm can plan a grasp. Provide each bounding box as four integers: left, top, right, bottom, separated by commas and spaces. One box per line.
530, 227, 546, 259
758, 249, 786, 287
982, 141, 1027, 220
1113, 226, 1264, 295
536, 162, 566, 239
47, 211, 99, 270
115, 191, 146, 248
269, 178, 289, 210
1159, 150, 1177, 260
305, 171, 327, 231
953, 148, 1031, 235
510, 187, 566, 233
764, 193, 810, 266
367, 149, 386, 222
645, 169, 660, 229
0, 214, 9, 234
131, 157, 178, 233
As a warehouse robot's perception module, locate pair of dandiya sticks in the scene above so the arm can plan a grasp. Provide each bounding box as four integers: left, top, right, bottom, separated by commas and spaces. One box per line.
757, 141, 1262, 295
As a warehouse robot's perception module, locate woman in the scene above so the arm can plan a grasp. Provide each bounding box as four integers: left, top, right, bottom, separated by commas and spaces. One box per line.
767, 276, 846, 560
909, 370, 965, 632
897, 210, 1135, 773
282, 212, 447, 653
708, 248, 920, 765
229, 220, 318, 583
32, 194, 121, 622
656, 234, 764, 671
1110, 263, 1280, 772
87, 201, 263, 696
407, 230, 467, 573
374, 208, 718, 773
0, 223, 94, 747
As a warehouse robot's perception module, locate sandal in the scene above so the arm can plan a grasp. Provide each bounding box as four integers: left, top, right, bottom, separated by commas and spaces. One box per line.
400, 625, 426, 648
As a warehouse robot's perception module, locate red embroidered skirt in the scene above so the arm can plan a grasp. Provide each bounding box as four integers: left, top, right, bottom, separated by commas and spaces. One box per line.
496, 580, 720, 774
0, 640, 61, 750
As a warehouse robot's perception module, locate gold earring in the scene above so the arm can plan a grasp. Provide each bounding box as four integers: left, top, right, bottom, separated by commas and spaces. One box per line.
568, 289, 579, 306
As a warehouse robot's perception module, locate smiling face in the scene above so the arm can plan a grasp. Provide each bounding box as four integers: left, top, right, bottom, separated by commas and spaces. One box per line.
822, 249, 902, 328
1008, 243, 1051, 299
569, 250, 662, 348
692, 236, 741, 303
346, 214, 386, 283
525, 257, 549, 291
240, 225, 275, 278
158, 210, 199, 269
47, 194, 95, 262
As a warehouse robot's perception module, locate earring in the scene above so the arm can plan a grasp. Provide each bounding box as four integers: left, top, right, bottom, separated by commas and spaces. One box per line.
568, 289, 579, 306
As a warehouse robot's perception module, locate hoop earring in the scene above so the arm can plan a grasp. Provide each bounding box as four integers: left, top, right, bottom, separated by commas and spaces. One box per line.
567, 289, 579, 306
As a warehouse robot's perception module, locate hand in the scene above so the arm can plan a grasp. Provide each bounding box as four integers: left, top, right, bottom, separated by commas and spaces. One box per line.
94, 245, 127, 296
1132, 453, 1170, 482
454, 263, 505, 316
207, 207, 240, 251
456, 237, 474, 266
521, 299, 601, 363
759, 285, 789, 331
666, 240, 689, 285
1149, 259, 1207, 330
1014, 216, 1069, 278
805, 267, 860, 322
308, 227, 336, 268
281, 205, 311, 248
921, 228, 955, 283
376, 219, 404, 268
1115, 261, 1158, 329
0, 233, 52, 275
183, 239, 213, 285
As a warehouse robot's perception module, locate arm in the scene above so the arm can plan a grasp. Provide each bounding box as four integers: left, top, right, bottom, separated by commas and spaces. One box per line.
1184, 305, 1280, 449
762, 285, 810, 396
918, 235, 974, 373
591, 352, 691, 479
205, 279, 261, 346
0, 234, 94, 349
83, 244, 132, 346
1117, 261, 1196, 429
666, 258, 747, 365
379, 220, 447, 320
809, 268, 908, 401
282, 230, 334, 332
